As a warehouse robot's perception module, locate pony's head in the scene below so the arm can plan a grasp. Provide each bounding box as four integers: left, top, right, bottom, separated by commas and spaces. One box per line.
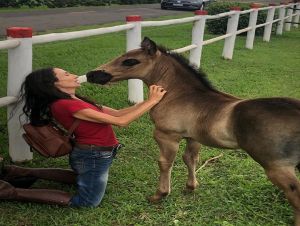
86, 37, 160, 85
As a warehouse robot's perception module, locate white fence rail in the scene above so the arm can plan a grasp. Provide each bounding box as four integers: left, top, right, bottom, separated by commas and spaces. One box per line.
0, 2, 299, 162
32, 23, 135, 44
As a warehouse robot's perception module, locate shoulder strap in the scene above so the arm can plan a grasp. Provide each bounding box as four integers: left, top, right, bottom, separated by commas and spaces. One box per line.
67, 119, 80, 136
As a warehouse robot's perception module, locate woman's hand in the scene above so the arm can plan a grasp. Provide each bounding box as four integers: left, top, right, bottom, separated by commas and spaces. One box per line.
148, 85, 167, 104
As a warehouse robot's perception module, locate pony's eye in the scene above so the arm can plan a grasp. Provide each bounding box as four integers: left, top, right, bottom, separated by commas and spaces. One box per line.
122, 59, 140, 67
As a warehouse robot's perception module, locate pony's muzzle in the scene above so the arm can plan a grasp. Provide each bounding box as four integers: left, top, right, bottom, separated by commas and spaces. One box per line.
86, 70, 113, 85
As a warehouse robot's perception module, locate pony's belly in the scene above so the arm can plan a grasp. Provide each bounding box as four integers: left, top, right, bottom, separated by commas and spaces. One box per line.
151, 103, 239, 149
156, 123, 239, 149
191, 130, 239, 149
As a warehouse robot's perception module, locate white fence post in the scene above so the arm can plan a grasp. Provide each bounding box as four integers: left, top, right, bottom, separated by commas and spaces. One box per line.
7, 27, 32, 162
246, 3, 260, 49
222, 7, 241, 60
189, 10, 207, 68
276, 4, 286, 35
292, 3, 300, 28
285, 4, 293, 31
263, 3, 276, 42
126, 15, 143, 103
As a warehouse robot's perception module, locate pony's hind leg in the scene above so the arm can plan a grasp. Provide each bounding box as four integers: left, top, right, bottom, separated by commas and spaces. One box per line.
182, 138, 200, 191
265, 165, 300, 226
148, 129, 181, 203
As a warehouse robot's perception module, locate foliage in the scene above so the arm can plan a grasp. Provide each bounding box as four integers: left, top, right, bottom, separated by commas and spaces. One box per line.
0, 0, 47, 7
0, 0, 22, 7
206, 1, 275, 36
44, 0, 77, 8
119, 0, 159, 4
0, 17, 299, 225
0, 0, 160, 7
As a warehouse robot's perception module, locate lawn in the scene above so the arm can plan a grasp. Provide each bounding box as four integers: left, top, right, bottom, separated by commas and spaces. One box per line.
0, 18, 299, 226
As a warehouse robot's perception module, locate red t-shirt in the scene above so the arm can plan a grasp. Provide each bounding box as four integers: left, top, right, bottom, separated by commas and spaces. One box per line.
50, 99, 118, 147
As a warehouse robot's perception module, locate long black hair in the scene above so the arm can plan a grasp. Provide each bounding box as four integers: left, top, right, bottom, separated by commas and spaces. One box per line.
20, 68, 71, 125
20, 68, 101, 126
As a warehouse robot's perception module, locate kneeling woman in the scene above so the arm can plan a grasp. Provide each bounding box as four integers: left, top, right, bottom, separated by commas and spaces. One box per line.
0, 68, 166, 207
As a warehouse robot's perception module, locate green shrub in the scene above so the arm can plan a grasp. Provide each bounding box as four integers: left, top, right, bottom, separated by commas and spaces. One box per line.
44, 0, 112, 7
80, 0, 106, 6
44, 0, 79, 8
20, 0, 45, 7
0, 0, 45, 7
206, 1, 274, 36
0, 0, 23, 7
0, 0, 160, 7
119, 0, 159, 4
0, 0, 10, 7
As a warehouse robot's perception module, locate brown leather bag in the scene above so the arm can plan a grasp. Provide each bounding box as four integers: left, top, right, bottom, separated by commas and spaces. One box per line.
22, 120, 80, 158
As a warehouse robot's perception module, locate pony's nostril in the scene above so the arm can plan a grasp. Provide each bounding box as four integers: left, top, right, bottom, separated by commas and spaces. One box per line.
86, 70, 112, 85
86, 71, 94, 79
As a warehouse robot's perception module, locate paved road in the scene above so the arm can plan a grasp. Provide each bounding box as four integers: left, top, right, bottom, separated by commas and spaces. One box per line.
0, 4, 191, 37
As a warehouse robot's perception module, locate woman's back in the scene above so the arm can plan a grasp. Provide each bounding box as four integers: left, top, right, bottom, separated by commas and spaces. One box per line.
51, 98, 118, 147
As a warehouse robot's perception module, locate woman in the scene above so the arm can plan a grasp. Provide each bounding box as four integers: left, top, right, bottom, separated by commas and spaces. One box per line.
0, 67, 166, 207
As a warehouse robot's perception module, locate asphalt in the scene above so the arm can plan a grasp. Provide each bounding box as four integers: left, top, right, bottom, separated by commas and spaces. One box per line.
0, 4, 192, 37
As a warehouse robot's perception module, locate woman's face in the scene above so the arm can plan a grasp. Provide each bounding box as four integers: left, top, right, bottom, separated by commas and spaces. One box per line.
54, 68, 80, 92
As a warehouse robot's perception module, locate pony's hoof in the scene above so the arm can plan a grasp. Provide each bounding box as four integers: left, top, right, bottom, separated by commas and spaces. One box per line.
183, 187, 195, 194
185, 181, 199, 191
147, 191, 168, 203
147, 195, 162, 203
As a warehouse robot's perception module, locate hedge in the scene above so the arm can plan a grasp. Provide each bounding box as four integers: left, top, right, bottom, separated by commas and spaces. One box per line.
0, 0, 160, 7
206, 1, 278, 36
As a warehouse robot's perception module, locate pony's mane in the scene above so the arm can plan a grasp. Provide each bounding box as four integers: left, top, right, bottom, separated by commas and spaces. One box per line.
157, 45, 216, 91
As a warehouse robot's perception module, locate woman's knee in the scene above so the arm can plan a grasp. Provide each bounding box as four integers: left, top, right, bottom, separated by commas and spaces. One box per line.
69, 194, 103, 208
82, 197, 102, 208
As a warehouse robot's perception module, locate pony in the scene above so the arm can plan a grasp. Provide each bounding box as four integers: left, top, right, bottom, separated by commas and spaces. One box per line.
85, 37, 300, 225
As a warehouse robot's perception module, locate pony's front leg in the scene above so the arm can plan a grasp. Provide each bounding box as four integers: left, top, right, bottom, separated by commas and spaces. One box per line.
148, 129, 181, 203
183, 138, 200, 191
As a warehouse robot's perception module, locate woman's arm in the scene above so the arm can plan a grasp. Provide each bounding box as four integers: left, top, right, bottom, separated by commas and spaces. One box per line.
102, 103, 143, 117
73, 85, 166, 127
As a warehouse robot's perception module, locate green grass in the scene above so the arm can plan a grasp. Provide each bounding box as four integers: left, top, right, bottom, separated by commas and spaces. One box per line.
0, 19, 300, 226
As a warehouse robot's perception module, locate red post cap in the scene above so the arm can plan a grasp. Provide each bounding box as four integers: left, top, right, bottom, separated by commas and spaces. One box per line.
230, 6, 241, 11
7, 27, 32, 38
250, 3, 263, 8
269, 3, 277, 6
126, 15, 142, 22
194, 10, 208, 15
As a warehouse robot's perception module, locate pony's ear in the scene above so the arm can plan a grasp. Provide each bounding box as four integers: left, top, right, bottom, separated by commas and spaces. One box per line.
141, 37, 157, 56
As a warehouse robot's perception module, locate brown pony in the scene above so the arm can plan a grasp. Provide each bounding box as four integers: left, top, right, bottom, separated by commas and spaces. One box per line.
86, 37, 300, 225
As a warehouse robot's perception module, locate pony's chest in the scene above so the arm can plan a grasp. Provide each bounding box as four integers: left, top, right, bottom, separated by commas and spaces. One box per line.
149, 102, 198, 132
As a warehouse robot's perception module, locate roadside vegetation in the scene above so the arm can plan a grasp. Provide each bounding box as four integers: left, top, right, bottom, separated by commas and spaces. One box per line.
0, 15, 299, 225
207, 1, 272, 36
0, 0, 160, 9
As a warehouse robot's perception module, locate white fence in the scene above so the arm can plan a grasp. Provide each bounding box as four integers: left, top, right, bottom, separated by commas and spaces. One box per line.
0, 2, 299, 162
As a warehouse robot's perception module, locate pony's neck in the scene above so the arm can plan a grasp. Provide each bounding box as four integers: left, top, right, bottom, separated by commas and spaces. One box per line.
143, 53, 240, 101
145, 54, 212, 92
144, 57, 170, 86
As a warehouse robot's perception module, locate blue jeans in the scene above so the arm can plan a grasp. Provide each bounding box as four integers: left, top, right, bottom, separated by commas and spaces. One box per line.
69, 145, 120, 207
